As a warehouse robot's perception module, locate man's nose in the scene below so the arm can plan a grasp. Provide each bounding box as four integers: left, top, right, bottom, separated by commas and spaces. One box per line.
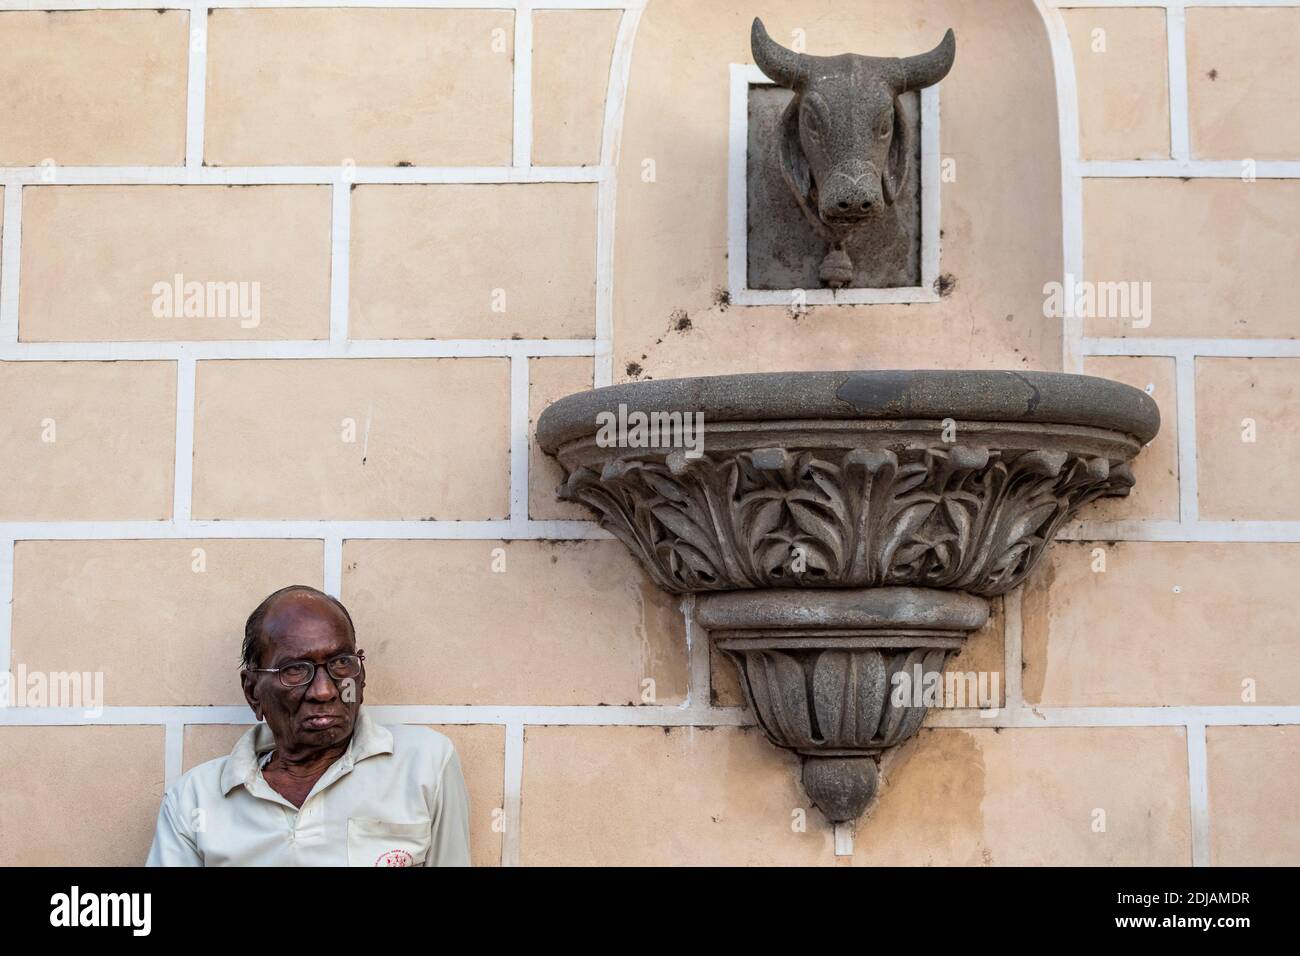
305, 664, 339, 701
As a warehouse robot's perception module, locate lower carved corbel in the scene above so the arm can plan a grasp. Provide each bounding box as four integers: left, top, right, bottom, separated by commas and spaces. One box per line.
697, 586, 989, 824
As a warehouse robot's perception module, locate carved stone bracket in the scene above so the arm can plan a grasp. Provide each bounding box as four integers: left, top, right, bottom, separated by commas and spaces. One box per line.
536, 370, 1160, 828
557, 437, 1136, 598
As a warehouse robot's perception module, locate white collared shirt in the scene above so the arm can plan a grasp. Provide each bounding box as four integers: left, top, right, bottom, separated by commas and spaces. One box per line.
145, 708, 471, 867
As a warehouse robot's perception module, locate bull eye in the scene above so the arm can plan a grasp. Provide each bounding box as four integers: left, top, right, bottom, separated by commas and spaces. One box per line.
877, 115, 893, 139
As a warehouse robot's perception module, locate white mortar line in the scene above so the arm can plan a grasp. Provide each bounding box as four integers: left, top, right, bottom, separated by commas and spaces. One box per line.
512, 1, 533, 169
682, 595, 711, 708
508, 353, 530, 527
0, 185, 21, 343
1, 519, 1291, 547
0, 520, 611, 541
725, 64, 750, 308
1175, 353, 1199, 524
501, 720, 524, 866
0, 539, 13, 674
4, 703, 1297, 729
919, 84, 942, 292
1166, 1, 1191, 163
164, 720, 184, 788
593, 2, 641, 387
1034, 0, 1085, 373
1048, 0, 1300, 7
534, 0, 643, 6
1002, 589, 1024, 710
14, 0, 1277, 11
322, 535, 343, 597
1078, 337, 1300, 358
0, 519, 610, 540
172, 357, 197, 521
925, 705, 1300, 728
1060, 520, 1300, 542
0, 0, 637, 9
833, 823, 854, 857
329, 182, 352, 345
0, 166, 602, 187
737, 286, 941, 306
0, 338, 596, 361
1186, 720, 1211, 866
1078, 159, 1300, 178
533, 0, 641, 6
184, 3, 209, 170
368, 704, 756, 726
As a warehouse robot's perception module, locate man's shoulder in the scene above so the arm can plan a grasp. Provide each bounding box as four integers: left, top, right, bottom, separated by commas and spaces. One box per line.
163, 753, 234, 807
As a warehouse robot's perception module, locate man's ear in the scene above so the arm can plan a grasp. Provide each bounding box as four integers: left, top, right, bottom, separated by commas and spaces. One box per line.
241, 669, 263, 721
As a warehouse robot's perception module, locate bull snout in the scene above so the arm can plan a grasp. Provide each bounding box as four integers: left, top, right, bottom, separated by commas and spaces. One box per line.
817, 164, 884, 223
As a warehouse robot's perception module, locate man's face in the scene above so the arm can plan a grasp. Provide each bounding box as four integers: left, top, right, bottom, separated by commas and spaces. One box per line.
240, 593, 365, 757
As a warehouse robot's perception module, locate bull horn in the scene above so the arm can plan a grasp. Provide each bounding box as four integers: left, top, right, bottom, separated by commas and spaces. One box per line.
896, 28, 956, 92
751, 17, 807, 89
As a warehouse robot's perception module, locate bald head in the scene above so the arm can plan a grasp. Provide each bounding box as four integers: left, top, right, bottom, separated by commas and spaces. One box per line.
241, 585, 355, 670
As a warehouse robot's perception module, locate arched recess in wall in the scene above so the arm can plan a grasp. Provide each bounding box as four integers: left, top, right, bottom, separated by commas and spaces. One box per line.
606, 0, 1065, 382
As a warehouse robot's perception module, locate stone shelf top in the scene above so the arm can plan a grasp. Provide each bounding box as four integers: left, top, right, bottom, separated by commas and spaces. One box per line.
535, 369, 1162, 452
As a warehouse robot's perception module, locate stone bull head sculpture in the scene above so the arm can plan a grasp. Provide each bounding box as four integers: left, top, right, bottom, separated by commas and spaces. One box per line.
751, 18, 955, 287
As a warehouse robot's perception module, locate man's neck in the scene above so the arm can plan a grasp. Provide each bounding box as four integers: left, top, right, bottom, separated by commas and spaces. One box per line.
262, 737, 352, 807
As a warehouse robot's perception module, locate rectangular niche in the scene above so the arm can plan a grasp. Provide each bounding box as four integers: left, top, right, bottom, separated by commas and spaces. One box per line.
726, 64, 942, 306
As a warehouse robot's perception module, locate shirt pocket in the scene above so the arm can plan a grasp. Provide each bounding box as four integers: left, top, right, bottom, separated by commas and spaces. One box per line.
346, 818, 431, 867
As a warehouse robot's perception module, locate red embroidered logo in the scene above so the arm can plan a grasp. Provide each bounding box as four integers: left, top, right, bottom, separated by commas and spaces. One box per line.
375, 849, 414, 867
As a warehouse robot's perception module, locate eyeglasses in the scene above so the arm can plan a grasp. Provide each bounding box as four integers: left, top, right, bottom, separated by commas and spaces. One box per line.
249, 651, 365, 688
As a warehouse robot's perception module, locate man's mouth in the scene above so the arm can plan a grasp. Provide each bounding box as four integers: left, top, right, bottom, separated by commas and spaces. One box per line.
302, 714, 343, 731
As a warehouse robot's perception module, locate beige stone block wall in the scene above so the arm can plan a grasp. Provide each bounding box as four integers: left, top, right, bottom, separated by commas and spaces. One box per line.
1187, 7, 1300, 160
341, 539, 687, 705
204, 9, 514, 166
1195, 358, 1300, 520
0, 726, 165, 866
1082, 179, 1300, 340
1206, 726, 1300, 866
350, 185, 597, 339
854, 727, 1191, 866
0, 0, 1295, 868
1081, 356, 1178, 522
191, 358, 510, 519
1063, 8, 1170, 161
1023, 542, 1300, 707
1052, 0, 1300, 869
0, 361, 176, 520
532, 10, 623, 166
20, 186, 332, 342
521, 725, 1190, 865
528, 357, 594, 520
0, 11, 188, 166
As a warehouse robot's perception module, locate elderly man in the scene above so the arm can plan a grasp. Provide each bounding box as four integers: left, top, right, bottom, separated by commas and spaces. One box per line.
146, 585, 471, 866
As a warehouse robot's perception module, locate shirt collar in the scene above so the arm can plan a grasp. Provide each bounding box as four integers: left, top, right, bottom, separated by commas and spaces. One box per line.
220, 707, 393, 796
